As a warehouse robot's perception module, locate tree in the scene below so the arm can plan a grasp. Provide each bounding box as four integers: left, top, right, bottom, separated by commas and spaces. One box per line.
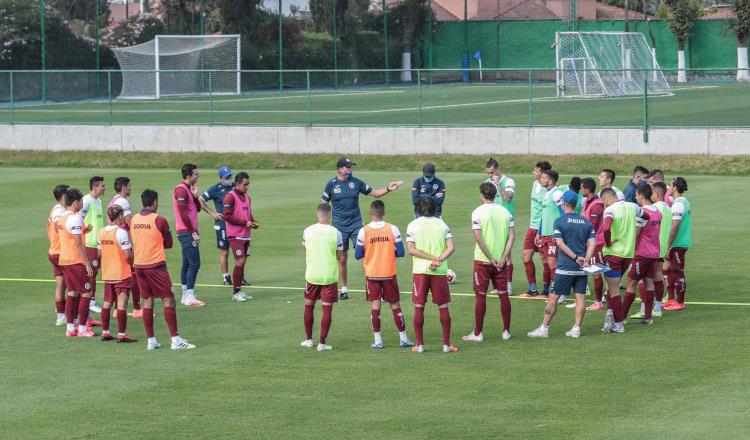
389, 0, 431, 81
732, 0, 750, 81
665, 0, 701, 82
101, 15, 165, 48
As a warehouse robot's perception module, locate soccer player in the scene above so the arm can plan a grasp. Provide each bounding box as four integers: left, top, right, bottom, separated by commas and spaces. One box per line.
108, 176, 142, 318
321, 157, 403, 300
581, 178, 606, 311
98, 206, 137, 343
647, 169, 674, 206
301, 203, 345, 352
47, 184, 69, 325
559, 176, 583, 214
600, 187, 649, 333
222, 172, 259, 302
406, 198, 457, 353
598, 169, 625, 201
484, 158, 516, 294
527, 191, 596, 338
463, 182, 514, 343
623, 166, 649, 203
81, 176, 106, 316
650, 182, 673, 316
622, 184, 662, 325
131, 189, 195, 350
199, 166, 237, 285
521, 160, 551, 297
173, 163, 205, 307
534, 169, 564, 296
412, 162, 445, 218
664, 177, 691, 311
354, 200, 413, 349
59, 188, 97, 338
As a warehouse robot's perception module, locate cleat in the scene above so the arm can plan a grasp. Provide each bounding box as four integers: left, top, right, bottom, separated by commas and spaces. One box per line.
101, 333, 116, 341
170, 338, 196, 350
86, 318, 102, 327
241, 279, 251, 286
56, 314, 66, 326
664, 302, 686, 311
565, 302, 577, 309
316, 343, 332, 352
630, 312, 644, 319
186, 298, 206, 308
518, 292, 537, 298
89, 301, 102, 314
462, 331, 484, 342
399, 339, 414, 348
147, 340, 161, 351
232, 292, 248, 302
502, 330, 512, 341
602, 309, 615, 332
442, 344, 459, 353
77, 327, 98, 338
412, 345, 425, 353
338, 292, 349, 301
116, 335, 138, 343
565, 326, 581, 338
663, 299, 676, 308
223, 275, 232, 286
66, 329, 78, 337
587, 301, 604, 311
557, 295, 567, 304
527, 326, 549, 338
652, 309, 663, 318
609, 323, 625, 333
371, 342, 384, 349
640, 318, 653, 325
300, 339, 314, 348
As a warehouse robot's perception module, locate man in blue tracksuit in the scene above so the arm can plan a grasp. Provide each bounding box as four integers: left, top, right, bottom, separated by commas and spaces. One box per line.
411, 163, 446, 218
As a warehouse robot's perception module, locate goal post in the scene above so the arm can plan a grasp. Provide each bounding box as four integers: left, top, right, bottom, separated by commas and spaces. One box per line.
555, 32, 671, 98
113, 35, 241, 99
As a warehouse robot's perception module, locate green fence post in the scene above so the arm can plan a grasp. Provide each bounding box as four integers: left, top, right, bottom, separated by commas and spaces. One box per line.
307, 70, 312, 127
209, 71, 214, 125
383, 0, 389, 86
332, 0, 338, 88
428, 0, 433, 85
528, 69, 533, 127
10, 71, 14, 124
200, 0, 205, 35
417, 70, 422, 127
107, 70, 112, 125
643, 79, 649, 143
40, 0, 46, 103
279, 0, 284, 90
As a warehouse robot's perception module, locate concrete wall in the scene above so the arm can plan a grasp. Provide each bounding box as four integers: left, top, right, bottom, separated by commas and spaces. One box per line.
1, 124, 749, 155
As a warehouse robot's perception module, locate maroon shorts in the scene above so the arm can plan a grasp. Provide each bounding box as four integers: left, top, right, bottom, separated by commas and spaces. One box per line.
135, 266, 174, 299
523, 228, 542, 252
668, 248, 688, 271
103, 279, 132, 303
628, 256, 658, 281
592, 245, 605, 265
48, 253, 63, 277
304, 282, 338, 303
61, 264, 92, 293
229, 238, 251, 259
412, 274, 451, 306
86, 247, 100, 276
604, 255, 631, 275
541, 236, 558, 258
473, 261, 509, 294
366, 277, 401, 303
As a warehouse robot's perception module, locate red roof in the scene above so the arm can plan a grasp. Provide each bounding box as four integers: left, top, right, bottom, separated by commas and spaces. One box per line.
429, 0, 652, 21
699, 5, 735, 20
595, 3, 648, 19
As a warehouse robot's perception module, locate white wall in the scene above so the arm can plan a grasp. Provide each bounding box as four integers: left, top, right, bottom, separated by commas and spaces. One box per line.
1, 124, 749, 155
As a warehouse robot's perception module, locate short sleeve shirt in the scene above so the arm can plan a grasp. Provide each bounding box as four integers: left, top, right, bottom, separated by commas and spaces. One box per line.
201, 182, 234, 226
111, 197, 132, 217
552, 213, 595, 274
321, 176, 373, 231
66, 213, 84, 235
303, 226, 344, 250
356, 221, 402, 247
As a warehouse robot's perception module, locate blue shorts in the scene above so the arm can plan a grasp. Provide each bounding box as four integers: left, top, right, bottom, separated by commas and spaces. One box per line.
214, 224, 229, 250
552, 273, 588, 296
337, 226, 361, 251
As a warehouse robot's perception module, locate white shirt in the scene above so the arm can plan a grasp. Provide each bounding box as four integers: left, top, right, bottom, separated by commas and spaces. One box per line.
65, 211, 84, 235
356, 221, 402, 247
671, 199, 686, 221
50, 204, 66, 223
110, 195, 132, 217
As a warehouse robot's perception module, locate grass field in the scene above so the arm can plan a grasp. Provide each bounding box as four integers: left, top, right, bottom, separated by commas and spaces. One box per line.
2, 80, 750, 128
1, 166, 748, 439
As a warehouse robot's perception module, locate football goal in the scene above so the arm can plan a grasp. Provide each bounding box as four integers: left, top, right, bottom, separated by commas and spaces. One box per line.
555, 32, 671, 98
113, 35, 240, 99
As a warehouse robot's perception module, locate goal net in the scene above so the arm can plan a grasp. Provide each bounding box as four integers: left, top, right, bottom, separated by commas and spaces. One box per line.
113, 35, 240, 99
555, 32, 671, 98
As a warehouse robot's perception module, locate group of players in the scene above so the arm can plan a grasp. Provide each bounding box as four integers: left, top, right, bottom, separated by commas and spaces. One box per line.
301, 158, 692, 352
45, 157, 692, 353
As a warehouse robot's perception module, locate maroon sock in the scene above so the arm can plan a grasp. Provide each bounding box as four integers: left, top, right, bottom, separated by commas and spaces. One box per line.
523, 260, 536, 285
609, 295, 624, 322
500, 293, 512, 331
439, 307, 452, 346
675, 270, 686, 304
622, 291, 636, 317
131, 280, 141, 310
371, 309, 381, 333
644, 290, 655, 319
117, 309, 127, 334
304, 304, 314, 339
594, 276, 604, 302
101, 307, 111, 332
65, 295, 77, 324
55, 299, 65, 314
89, 276, 97, 297
232, 265, 243, 291
474, 294, 487, 335
164, 306, 179, 337
77, 296, 91, 325
143, 307, 154, 338
73, 295, 81, 319
413, 307, 425, 346
654, 280, 664, 302
543, 263, 551, 285
320, 304, 332, 344
506, 261, 513, 282
391, 307, 406, 332
666, 270, 676, 300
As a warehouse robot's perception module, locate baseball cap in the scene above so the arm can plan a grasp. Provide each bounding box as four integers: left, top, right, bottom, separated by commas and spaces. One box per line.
562, 190, 578, 204
336, 157, 356, 168
422, 163, 436, 177
218, 166, 232, 178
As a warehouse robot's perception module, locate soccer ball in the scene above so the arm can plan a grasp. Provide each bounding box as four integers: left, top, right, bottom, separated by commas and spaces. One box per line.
446, 269, 457, 284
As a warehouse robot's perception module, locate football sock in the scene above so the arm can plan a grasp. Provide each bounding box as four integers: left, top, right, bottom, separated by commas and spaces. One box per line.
55, 299, 65, 314
320, 305, 332, 344
117, 309, 127, 334
413, 307, 425, 346
524, 260, 537, 286
644, 290, 655, 319
304, 304, 314, 339
232, 266, 243, 290
500, 293, 512, 332
528, 281, 538, 293
609, 295, 624, 323
474, 294, 487, 336
623, 291, 636, 317
371, 309, 381, 333
143, 307, 155, 338
164, 306, 178, 337
391, 307, 406, 332
675, 270, 686, 304
439, 307, 452, 346
654, 279, 665, 303
65, 294, 77, 324
77, 296, 91, 326
665, 270, 676, 301
594, 276, 604, 302
101, 307, 111, 332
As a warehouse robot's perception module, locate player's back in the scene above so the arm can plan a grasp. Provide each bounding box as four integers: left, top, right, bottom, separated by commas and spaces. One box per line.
362, 222, 397, 279
99, 225, 132, 281
407, 217, 450, 275
472, 203, 512, 262
604, 201, 639, 258
303, 223, 340, 285
131, 212, 166, 266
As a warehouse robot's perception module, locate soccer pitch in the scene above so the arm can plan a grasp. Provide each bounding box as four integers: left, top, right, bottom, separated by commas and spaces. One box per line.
2, 81, 750, 128
0, 167, 748, 439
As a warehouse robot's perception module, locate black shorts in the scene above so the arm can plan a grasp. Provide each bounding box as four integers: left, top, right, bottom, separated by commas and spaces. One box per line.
337, 226, 361, 251
552, 273, 588, 296
214, 224, 229, 250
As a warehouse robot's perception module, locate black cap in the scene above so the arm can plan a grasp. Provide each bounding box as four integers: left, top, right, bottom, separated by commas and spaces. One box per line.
422, 163, 436, 177
336, 157, 356, 168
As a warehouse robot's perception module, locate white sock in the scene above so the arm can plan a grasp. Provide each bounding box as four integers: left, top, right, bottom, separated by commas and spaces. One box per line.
399, 331, 408, 342
186, 289, 195, 298
148, 337, 157, 345
78, 324, 87, 333
171, 335, 183, 344
373, 332, 382, 345
102, 329, 111, 335
640, 303, 645, 313
572, 325, 580, 330
57, 312, 65, 319
223, 273, 229, 278
507, 282, 512, 293
67, 323, 75, 332
654, 301, 662, 311
341, 286, 348, 293
541, 324, 549, 330
181, 285, 187, 294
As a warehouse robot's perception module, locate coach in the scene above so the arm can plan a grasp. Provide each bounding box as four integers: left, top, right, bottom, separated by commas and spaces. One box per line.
411, 163, 446, 218
322, 157, 402, 300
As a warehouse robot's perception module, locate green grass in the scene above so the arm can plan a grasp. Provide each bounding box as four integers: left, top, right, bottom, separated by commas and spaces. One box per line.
2, 81, 750, 127
1, 167, 748, 439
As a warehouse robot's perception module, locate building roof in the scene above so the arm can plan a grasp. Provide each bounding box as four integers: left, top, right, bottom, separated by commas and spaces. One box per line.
594, 2, 648, 20
699, 5, 735, 20
429, 0, 653, 21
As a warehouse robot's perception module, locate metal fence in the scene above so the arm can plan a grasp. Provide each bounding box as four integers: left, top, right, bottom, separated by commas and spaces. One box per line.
0, 68, 748, 132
